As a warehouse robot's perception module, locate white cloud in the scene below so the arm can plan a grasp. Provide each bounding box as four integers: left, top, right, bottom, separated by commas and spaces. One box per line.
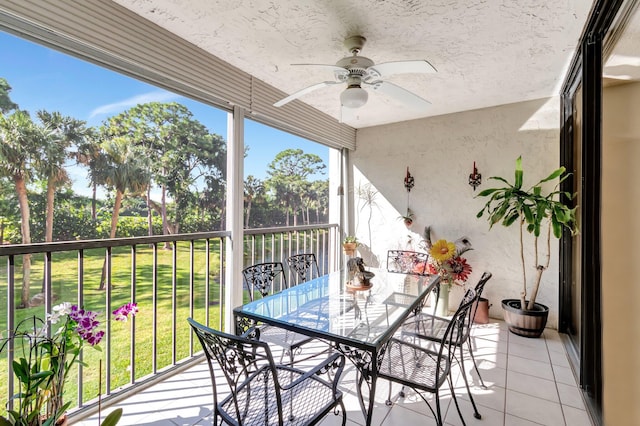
89, 91, 180, 118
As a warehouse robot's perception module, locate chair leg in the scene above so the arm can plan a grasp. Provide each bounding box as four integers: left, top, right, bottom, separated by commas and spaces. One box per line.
458, 344, 482, 419
467, 337, 487, 389
447, 372, 466, 426
434, 386, 444, 426
386, 380, 393, 406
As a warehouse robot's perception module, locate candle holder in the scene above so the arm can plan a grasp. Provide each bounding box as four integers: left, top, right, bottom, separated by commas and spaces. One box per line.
404, 167, 415, 192
469, 161, 482, 190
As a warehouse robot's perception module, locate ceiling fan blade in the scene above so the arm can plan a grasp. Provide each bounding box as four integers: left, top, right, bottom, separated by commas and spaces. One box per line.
274, 81, 341, 107
367, 60, 437, 78
367, 80, 431, 109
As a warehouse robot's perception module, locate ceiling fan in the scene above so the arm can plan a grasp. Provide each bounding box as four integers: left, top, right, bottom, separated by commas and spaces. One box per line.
273, 35, 437, 110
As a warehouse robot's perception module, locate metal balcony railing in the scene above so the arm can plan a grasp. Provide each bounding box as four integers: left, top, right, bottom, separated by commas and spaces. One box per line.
0, 224, 339, 419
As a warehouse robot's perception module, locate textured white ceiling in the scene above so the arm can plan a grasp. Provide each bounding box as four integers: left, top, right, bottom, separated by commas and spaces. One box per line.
114, 0, 593, 129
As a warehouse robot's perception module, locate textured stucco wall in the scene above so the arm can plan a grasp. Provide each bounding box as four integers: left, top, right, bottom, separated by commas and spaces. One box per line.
602, 81, 640, 426
349, 97, 561, 327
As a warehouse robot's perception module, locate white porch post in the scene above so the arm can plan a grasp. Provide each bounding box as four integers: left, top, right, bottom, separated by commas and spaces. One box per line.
224, 106, 245, 333
329, 147, 351, 270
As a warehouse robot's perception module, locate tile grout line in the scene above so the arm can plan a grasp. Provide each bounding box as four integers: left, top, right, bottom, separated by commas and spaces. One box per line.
545, 331, 569, 426
503, 325, 510, 426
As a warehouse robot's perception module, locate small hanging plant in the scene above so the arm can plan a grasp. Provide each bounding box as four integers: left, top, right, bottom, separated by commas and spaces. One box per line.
399, 209, 414, 227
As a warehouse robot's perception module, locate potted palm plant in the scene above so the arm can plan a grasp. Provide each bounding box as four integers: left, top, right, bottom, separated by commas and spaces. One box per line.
476, 157, 577, 337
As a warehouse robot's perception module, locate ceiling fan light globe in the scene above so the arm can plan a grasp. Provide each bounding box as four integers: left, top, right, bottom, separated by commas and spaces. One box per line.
340, 87, 368, 108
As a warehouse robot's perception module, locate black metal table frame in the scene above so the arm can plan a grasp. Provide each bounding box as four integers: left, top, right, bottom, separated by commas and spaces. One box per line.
233, 271, 439, 425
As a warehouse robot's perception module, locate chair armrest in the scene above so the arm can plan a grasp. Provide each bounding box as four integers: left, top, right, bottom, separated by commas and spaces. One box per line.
279, 352, 345, 391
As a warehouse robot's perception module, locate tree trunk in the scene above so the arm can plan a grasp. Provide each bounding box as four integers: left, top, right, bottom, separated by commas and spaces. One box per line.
519, 218, 527, 309
161, 184, 170, 250
45, 179, 55, 243
527, 222, 553, 310
146, 186, 153, 237
110, 190, 123, 239
91, 183, 97, 220
245, 199, 252, 228
14, 174, 31, 308
41, 180, 57, 293
99, 190, 123, 290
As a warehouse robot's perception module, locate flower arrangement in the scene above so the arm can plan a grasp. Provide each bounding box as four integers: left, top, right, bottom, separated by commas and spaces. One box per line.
421, 227, 473, 287
0, 302, 138, 426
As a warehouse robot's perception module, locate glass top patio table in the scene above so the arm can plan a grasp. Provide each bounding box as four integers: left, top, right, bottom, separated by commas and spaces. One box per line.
233, 268, 439, 350
233, 268, 439, 424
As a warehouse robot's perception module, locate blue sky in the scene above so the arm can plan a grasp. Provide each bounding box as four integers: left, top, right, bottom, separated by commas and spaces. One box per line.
0, 31, 329, 198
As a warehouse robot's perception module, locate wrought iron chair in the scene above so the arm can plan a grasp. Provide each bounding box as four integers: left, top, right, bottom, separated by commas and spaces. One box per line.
286, 253, 320, 285
242, 262, 288, 301
188, 318, 347, 426
399, 271, 493, 420
386, 250, 440, 314
379, 290, 476, 426
241, 262, 315, 363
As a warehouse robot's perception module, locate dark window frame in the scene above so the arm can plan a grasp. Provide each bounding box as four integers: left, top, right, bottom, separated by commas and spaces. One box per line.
559, 1, 632, 424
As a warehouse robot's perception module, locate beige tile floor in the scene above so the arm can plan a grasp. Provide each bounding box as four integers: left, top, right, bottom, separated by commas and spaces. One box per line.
71, 320, 592, 426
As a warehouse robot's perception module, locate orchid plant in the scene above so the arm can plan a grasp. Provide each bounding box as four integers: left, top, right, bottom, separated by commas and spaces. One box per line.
0, 302, 138, 426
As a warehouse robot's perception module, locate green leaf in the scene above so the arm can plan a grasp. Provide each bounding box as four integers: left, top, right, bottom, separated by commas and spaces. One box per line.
0, 416, 13, 426
487, 176, 512, 186
533, 221, 541, 237
514, 156, 523, 189
522, 204, 534, 224
532, 185, 541, 196
101, 408, 123, 426
12, 359, 28, 382
31, 370, 53, 380
476, 187, 500, 197
490, 201, 510, 225
503, 210, 520, 227
552, 215, 562, 238
553, 204, 568, 223
538, 167, 565, 184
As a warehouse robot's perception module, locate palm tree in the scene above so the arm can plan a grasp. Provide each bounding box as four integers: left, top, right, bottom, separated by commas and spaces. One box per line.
0, 110, 40, 307
72, 129, 101, 220
93, 136, 150, 289
244, 175, 263, 228
0, 78, 18, 113
34, 110, 88, 243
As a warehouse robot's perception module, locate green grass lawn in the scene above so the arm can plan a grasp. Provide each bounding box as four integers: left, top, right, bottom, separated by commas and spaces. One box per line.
0, 241, 224, 415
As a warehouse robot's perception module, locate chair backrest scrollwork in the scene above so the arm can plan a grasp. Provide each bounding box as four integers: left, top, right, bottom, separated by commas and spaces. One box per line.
242, 262, 287, 301
286, 253, 320, 284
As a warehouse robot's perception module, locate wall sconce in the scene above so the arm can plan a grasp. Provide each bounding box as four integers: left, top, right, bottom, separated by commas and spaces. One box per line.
404, 167, 415, 192
469, 161, 481, 191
